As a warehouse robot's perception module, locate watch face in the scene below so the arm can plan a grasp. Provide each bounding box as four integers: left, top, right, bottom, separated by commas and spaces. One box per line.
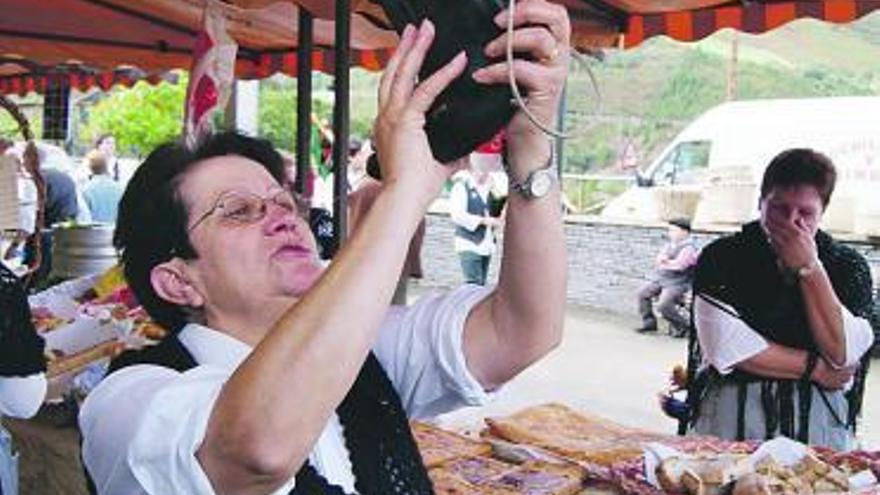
529, 170, 553, 198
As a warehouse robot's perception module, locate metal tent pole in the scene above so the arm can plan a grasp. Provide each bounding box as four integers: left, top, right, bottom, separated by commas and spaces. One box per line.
295, 9, 314, 195
331, 0, 351, 251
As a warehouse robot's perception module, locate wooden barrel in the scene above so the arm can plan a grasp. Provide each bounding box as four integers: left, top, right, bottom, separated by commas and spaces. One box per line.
50, 225, 117, 280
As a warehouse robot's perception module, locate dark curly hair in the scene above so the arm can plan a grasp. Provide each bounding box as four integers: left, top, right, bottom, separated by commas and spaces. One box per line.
114, 131, 286, 334
760, 148, 837, 209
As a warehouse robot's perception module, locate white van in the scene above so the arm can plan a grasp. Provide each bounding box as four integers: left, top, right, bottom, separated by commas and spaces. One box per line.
601, 97, 880, 235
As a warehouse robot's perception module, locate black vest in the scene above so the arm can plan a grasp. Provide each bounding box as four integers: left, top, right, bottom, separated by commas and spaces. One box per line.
454, 180, 491, 245
0, 264, 46, 377
87, 336, 435, 495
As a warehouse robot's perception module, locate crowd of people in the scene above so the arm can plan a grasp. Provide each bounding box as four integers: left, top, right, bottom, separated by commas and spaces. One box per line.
0, 1, 876, 494
1, 135, 126, 289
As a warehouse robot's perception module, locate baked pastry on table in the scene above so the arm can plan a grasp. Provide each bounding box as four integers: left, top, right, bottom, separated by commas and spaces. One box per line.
436, 455, 518, 486
412, 420, 586, 495
429, 459, 584, 495
411, 421, 493, 468
485, 403, 666, 466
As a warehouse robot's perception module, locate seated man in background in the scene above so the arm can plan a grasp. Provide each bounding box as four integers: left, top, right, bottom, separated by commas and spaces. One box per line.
80, 3, 570, 494
685, 149, 875, 450
636, 218, 698, 337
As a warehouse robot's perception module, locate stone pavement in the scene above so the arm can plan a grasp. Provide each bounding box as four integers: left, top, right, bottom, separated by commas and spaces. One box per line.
427, 296, 880, 451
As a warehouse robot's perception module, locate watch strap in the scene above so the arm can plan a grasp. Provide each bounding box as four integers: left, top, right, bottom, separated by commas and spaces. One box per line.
796, 258, 821, 279
506, 149, 555, 199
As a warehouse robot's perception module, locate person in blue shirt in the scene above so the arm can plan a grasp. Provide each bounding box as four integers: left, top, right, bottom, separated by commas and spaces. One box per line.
82, 150, 124, 225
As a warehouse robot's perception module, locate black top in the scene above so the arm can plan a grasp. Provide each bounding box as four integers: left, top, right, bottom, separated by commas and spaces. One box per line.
695, 221, 874, 349
43, 168, 79, 226
309, 207, 337, 260
0, 264, 46, 376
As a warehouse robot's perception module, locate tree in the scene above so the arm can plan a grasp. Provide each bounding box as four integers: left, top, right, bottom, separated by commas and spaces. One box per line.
79, 73, 187, 157
257, 72, 378, 154
258, 78, 333, 153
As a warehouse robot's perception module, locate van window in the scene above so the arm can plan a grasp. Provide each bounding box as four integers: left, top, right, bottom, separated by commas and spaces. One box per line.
651, 141, 710, 185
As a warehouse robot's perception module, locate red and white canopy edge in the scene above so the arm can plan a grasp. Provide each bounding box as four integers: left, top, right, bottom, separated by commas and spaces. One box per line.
1, 1, 877, 96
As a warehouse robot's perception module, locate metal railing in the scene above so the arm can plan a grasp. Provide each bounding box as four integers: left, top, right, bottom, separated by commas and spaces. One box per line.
560, 173, 633, 214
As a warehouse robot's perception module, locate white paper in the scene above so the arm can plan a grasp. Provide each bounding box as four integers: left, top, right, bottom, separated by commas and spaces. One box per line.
644, 436, 877, 492
850, 470, 878, 491
645, 437, 807, 490
748, 436, 808, 467
643, 442, 685, 487
28, 272, 102, 309
42, 317, 117, 355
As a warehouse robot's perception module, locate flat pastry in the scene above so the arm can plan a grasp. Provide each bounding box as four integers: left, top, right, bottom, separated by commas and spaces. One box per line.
486, 403, 662, 465
411, 421, 492, 468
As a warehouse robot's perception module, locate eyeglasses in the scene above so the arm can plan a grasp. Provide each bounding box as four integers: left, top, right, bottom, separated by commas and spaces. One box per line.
187, 189, 309, 234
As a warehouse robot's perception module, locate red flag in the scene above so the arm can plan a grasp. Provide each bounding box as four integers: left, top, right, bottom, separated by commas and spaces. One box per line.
184, 0, 237, 148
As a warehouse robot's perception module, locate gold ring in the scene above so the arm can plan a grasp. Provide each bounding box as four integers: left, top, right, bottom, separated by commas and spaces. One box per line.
542, 45, 560, 64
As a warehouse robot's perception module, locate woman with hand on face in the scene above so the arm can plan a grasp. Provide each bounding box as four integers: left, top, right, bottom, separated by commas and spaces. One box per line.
80, 2, 571, 494
683, 149, 875, 450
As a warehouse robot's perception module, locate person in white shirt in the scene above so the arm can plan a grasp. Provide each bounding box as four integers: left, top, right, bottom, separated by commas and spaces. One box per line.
683, 149, 876, 450
449, 149, 505, 286
80, 4, 571, 494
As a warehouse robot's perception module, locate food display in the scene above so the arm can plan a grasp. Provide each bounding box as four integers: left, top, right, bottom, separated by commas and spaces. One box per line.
655, 449, 877, 495
412, 404, 880, 495
411, 420, 493, 468
486, 403, 666, 466
27, 267, 167, 385
31, 306, 71, 333
412, 422, 585, 495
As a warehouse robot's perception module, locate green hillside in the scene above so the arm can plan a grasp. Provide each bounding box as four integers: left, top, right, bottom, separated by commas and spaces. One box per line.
561, 11, 880, 175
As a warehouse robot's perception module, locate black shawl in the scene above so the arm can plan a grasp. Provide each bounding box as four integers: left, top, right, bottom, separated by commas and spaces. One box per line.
0, 264, 46, 377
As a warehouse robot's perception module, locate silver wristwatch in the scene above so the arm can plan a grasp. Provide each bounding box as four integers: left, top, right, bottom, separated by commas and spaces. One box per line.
507, 154, 556, 200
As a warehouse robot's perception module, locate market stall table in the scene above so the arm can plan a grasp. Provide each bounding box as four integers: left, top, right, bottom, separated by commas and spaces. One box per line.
5, 404, 89, 495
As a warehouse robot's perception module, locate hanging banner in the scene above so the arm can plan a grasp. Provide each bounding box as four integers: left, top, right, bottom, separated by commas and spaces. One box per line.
184, 0, 238, 148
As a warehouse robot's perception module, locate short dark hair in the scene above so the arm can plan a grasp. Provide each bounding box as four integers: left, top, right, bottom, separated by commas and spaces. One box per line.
759, 148, 837, 209
668, 217, 691, 232
94, 133, 113, 148
114, 131, 286, 333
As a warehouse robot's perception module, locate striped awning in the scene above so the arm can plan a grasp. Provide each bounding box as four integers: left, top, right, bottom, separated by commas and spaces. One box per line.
0, 0, 878, 96
0, 59, 176, 97
243, 46, 392, 79
0, 0, 397, 95
621, 0, 880, 48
